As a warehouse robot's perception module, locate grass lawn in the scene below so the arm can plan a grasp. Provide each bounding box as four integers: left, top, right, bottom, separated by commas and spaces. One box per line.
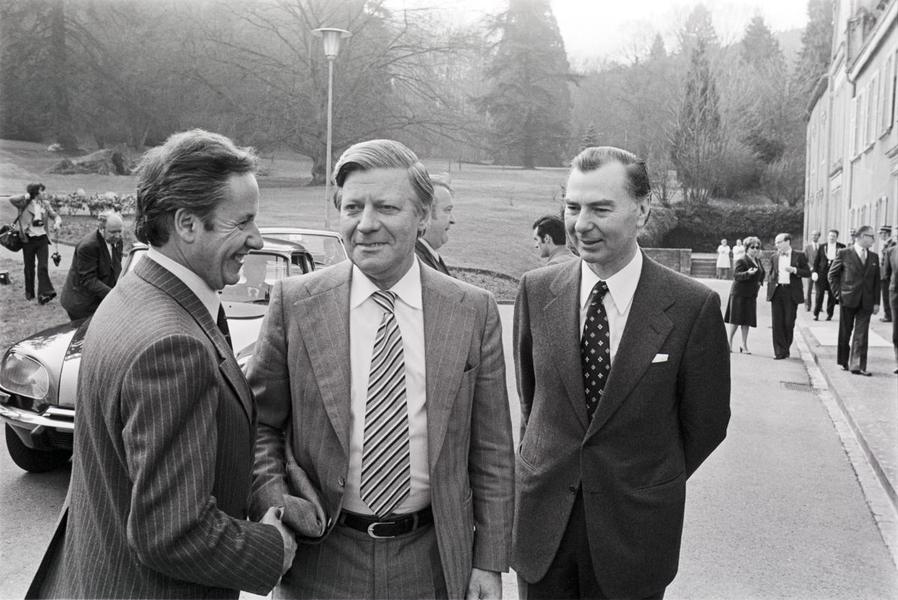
1, 139, 569, 351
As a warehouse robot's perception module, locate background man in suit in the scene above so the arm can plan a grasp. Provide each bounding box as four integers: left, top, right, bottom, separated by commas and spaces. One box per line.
59, 212, 124, 321
249, 139, 514, 599
766, 233, 811, 359
532, 214, 576, 265
512, 146, 730, 599
878, 225, 895, 322
813, 229, 845, 321
828, 224, 881, 376
882, 235, 898, 373
803, 230, 820, 311
414, 173, 454, 275
30, 129, 296, 598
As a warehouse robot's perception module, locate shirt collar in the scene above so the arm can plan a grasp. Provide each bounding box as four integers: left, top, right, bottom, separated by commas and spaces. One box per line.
350, 257, 423, 311
147, 247, 221, 320
579, 248, 643, 314
853, 243, 867, 255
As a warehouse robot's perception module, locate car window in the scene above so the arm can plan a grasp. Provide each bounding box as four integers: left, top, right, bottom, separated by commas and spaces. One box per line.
222, 254, 287, 303
267, 233, 347, 267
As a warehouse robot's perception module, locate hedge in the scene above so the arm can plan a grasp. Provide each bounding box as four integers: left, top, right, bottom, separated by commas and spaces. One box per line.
660, 202, 804, 252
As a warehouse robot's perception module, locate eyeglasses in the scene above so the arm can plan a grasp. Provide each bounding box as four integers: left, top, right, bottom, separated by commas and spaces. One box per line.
860, 233, 875, 239
748, 245, 761, 249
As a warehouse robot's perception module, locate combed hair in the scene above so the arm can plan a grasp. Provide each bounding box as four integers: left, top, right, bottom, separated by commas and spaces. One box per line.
26, 182, 45, 198
855, 225, 873, 236
134, 129, 257, 246
570, 146, 651, 201
532, 214, 566, 245
332, 139, 433, 218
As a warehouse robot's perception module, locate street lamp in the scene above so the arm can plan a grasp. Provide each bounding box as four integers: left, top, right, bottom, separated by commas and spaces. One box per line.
312, 27, 351, 229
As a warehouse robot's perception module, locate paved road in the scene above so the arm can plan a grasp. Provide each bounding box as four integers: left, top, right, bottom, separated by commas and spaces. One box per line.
1, 279, 896, 598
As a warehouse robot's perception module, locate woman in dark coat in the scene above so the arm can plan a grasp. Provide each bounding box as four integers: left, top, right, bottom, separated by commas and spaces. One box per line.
725, 235, 765, 353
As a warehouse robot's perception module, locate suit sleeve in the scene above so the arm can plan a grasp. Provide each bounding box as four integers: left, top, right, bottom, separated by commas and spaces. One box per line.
828, 250, 845, 301
795, 253, 811, 278
469, 294, 515, 572
677, 290, 731, 478
513, 273, 534, 441
247, 279, 295, 518
73, 240, 113, 299
120, 334, 283, 595
732, 258, 754, 282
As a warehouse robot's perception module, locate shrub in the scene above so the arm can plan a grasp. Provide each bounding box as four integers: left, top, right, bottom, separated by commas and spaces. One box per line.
661, 201, 803, 251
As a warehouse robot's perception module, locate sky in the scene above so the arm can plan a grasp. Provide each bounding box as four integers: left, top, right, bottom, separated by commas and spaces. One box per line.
390, 0, 809, 63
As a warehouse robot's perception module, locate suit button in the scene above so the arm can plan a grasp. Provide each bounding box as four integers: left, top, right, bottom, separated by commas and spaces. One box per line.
568, 485, 577, 494
338, 477, 345, 487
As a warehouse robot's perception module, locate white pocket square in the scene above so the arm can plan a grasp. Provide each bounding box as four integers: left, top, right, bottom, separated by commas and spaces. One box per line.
652, 353, 668, 363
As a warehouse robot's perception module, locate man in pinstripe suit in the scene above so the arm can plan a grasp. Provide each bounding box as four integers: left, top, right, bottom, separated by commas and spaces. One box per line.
249, 139, 514, 599
29, 130, 296, 599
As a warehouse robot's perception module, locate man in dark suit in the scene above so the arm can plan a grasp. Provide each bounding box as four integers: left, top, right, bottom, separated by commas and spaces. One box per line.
883, 238, 898, 373
766, 233, 811, 359
803, 230, 820, 311
533, 214, 577, 265
29, 130, 296, 598
512, 146, 730, 599
879, 225, 895, 322
813, 229, 845, 321
249, 140, 514, 599
828, 224, 881, 376
59, 212, 124, 321
414, 173, 454, 275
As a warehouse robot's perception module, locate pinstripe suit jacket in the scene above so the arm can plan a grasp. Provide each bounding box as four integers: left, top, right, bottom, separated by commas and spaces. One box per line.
248, 259, 514, 599
34, 257, 283, 599
512, 256, 731, 597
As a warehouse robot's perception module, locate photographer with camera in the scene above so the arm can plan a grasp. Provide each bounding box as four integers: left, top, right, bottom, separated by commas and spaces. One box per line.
9, 182, 62, 304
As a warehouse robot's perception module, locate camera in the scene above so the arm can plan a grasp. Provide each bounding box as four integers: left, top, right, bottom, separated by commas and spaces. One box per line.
32, 218, 44, 227
51, 251, 62, 266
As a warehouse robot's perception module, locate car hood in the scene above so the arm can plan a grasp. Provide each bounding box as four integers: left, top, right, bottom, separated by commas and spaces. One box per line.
8, 319, 88, 409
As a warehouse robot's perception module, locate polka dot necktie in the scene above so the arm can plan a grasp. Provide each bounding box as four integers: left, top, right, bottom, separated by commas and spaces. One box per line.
581, 281, 610, 420
360, 290, 410, 517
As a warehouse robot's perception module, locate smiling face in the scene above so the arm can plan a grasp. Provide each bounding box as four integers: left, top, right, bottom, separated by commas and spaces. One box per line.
827, 231, 838, 244
189, 172, 263, 290
339, 168, 427, 290
564, 161, 649, 279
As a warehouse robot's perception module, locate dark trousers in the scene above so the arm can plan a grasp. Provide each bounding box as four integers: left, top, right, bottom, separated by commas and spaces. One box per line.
521, 492, 665, 600
837, 304, 872, 371
804, 277, 814, 310
882, 284, 892, 321
21, 234, 53, 299
771, 285, 798, 357
814, 279, 837, 318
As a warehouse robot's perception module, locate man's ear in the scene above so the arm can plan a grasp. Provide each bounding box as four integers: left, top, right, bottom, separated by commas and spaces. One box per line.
173, 209, 199, 242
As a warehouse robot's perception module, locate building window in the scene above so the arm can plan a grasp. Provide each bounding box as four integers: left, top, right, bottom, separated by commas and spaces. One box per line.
867, 74, 878, 147
882, 53, 895, 135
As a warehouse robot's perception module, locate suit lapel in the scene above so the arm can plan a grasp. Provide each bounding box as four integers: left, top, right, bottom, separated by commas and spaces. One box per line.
587, 258, 674, 438
294, 262, 353, 455
421, 267, 474, 463
134, 258, 254, 422
545, 261, 590, 431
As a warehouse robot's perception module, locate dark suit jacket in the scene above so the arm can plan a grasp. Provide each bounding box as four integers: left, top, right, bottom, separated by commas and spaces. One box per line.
511, 256, 731, 597
248, 259, 514, 599
60, 229, 123, 319
885, 246, 898, 310
415, 238, 452, 276
828, 247, 881, 311
804, 242, 820, 273
814, 242, 846, 278
881, 240, 896, 280
33, 258, 283, 598
729, 256, 765, 298
765, 251, 811, 303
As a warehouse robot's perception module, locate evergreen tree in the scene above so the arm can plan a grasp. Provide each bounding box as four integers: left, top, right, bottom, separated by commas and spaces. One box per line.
477, 0, 575, 168
671, 38, 724, 204
649, 34, 666, 61
740, 15, 783, 69
794, 0, 834, 99
580, 122, 598, 150
677, 4, 718, 56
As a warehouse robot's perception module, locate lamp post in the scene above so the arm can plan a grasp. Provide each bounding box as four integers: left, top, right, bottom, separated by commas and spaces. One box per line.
312, 27, 351, 229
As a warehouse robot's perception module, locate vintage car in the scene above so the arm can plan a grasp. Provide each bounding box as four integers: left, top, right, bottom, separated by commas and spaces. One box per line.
0, 238, 315, 473
259, 226, 347, 268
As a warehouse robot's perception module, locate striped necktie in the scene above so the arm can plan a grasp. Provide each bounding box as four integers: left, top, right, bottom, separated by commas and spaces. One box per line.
361, 290, 410, 517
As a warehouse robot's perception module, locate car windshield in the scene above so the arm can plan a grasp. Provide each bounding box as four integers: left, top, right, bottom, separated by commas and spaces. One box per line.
125, 249, 291, 305
264, 233, 346, 267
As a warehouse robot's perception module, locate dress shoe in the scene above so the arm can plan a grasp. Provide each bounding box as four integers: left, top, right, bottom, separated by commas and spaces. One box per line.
813, 315, 819, 321
851, 369, 872, 377
826, 315, 833, 321
38, 292, 56, 305
25, 293, 34, 301
839, 364, 849, 371
774, 355, 787, 360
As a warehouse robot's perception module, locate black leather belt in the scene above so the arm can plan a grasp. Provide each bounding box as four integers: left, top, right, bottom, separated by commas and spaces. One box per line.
338, 506, 433, 539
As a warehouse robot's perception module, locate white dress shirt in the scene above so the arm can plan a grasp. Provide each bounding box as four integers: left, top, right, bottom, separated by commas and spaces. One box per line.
343, 259, 430, 515
146, 247, 221, 321
826, 243, 837, 261
777, 250, 792, 284
578, 249, 643, 364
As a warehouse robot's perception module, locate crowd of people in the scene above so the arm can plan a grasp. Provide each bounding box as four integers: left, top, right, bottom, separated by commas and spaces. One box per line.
9, 127, 896, 599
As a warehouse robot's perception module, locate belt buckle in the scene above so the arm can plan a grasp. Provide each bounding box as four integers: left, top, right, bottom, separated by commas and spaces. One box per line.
367, 521, 394, 539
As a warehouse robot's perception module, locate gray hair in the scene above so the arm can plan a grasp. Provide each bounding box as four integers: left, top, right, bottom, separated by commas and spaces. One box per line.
570, 146, 651, 201
332, 139, 433, 218
134, 129, 258, 246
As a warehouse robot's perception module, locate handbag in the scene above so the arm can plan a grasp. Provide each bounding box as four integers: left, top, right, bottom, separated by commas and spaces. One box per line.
0, 215, 24, 252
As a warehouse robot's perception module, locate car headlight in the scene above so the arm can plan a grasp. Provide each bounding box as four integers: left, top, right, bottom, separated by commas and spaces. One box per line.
0, 352, 51, 401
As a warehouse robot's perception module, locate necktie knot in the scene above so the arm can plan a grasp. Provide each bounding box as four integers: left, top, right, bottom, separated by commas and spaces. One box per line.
589, 281, 609, 306
372, 290, 397, 314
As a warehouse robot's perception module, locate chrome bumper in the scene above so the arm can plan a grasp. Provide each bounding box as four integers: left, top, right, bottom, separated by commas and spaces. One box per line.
0, 403, 74, 433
